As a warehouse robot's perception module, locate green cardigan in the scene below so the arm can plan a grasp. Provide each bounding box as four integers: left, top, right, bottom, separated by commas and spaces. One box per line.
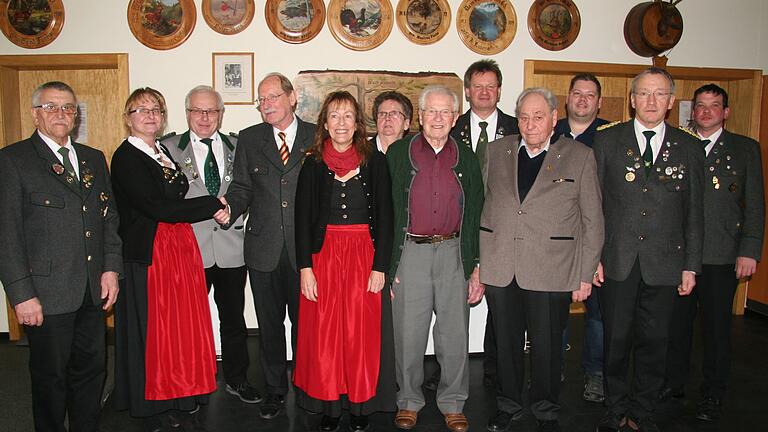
386, 134, 484, 280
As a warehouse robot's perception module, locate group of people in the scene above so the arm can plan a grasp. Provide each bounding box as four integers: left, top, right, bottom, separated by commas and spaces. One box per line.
0, 58, 762, 432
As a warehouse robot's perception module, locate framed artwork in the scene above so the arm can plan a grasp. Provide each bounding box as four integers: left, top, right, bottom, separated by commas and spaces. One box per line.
0, 0, 64, 49
327, 0, 393, 51
212, 52, 254, 105
456, 0, 516, 55
265, 0, 325, 44
395, 0, 451, 45
527, 0, 580, 51
202, 0, 254, 35
127, 0, 196, 50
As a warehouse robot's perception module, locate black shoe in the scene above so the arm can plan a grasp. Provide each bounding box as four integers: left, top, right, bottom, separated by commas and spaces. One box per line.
538, 419, 561, 432
657, 386, 684, 401
259, 393, 285, 420
487, 410, 523, 432
319, 415, 341, 432
226, 382, 263, 404
423, 372, 440, 392
349, 415, 369, 431
695, 396, 722, 422
595, 412, 624, 432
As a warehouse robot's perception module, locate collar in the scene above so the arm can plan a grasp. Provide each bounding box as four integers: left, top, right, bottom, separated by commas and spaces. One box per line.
633, 118, 666, 140
698, 127, 723, 143
470, 109, 498, 127
518, 132, 553, 158
273, 115, 298, 140
38, 130, 73, 154
128, 135, 174, 166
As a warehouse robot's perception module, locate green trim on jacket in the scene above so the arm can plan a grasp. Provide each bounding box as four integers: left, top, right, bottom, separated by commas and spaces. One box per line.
386, 134, 484, 280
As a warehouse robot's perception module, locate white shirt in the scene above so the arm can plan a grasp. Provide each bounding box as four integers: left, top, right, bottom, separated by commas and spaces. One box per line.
39, 131, 79, 178
470, 109, 499, 152
127, 136, 174, 167
272, 115, 298, 152
191, 131, 224, 181
374, 135, 385, 153
633, 119, 666, 163
519, 132, 553, 158
698, 127, 723, 157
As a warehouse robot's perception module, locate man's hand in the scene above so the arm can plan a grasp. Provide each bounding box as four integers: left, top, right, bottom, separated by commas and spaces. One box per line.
467, 266, 485, 304
15, 297, 43, 326
678, 271, 696, 296
572, 282, 592, 302
592, 262, 604, 287
367, 271, 385, 293
735, 257, 758, 279
300, 267, 318, 302
213, 196, 231, 225
101, 271, 120, 310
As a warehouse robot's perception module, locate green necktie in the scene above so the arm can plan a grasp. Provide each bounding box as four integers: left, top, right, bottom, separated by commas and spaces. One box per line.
642, 130, 656, 174
201, 138, 221, 196
57, 147, 77, 179
701, 139, 711, 148
477, 121, 489, 161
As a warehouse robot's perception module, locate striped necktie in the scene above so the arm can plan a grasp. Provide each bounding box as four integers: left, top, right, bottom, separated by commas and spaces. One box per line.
278, 132, 289, 165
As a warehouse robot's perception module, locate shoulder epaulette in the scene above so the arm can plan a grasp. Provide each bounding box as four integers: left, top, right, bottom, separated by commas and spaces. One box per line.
159, 132, 176, 141
678, 126, 699, 138
596, 121, 620, 131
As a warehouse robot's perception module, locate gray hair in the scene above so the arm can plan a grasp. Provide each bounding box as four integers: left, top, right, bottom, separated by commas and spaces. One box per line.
418, 85, 459, 112
31, 81, 76, 107
185, 85, 224, 111
515, 87, 558, 117
259, 72, 295, 94
631, 67, 676, 94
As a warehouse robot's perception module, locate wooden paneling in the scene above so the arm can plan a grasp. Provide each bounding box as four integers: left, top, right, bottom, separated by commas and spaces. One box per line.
746, 75, 768, 308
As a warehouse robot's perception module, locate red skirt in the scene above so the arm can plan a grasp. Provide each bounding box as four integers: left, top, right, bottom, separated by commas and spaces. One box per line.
293, 224, 381, 403
144, 222, 217, 400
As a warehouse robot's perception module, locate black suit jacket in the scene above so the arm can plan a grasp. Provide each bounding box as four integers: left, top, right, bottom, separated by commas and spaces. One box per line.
702, 129, 765, 264
0, 133, 123, 314
450, 108, 519, 151
295, 150, 393, 273
110, 140, 224, 264
594, 121, 705, 286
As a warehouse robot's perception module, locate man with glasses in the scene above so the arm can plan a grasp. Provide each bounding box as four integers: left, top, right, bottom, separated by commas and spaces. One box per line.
222, 73, 316, 420
387, 85, 484, 432
164, 85, 258, 405
0, 81, 122, 431
593, 67, 704, 432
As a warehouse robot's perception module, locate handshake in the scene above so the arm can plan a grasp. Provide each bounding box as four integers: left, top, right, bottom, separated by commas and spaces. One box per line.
213, 196, 231, 226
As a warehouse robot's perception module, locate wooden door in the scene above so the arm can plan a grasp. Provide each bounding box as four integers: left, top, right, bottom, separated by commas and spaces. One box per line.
746, 75, 768, 314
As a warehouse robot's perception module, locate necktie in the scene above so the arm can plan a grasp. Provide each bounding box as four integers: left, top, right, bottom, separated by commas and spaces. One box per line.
57, 147, 77, 180
642, 130, 656, 174
278, 132, 289, 165
201, 138, 220, 196
701, 139, 711, 148
477, 121, 489, 161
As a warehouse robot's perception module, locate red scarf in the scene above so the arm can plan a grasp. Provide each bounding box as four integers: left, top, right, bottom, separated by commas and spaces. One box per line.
322, 138, 361, 177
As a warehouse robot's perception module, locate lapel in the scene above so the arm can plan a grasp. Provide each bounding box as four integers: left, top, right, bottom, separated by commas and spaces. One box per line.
31, 132, 82, 196
495, 108, 513, 138
647, 125, 690, 185
219, 131, 236, 184
706, 129, 728, 163
74, 143, 94, 200
504, 136, 522, 205
454, 112, 472, 150
285, 119, 309, 171
523, 137, 561, 202
260, 124, 287, 170
619, 122, 648, 183
175, 131, 201, 182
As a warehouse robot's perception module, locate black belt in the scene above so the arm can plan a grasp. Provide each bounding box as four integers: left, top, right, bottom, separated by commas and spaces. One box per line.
406, 232, 459, 244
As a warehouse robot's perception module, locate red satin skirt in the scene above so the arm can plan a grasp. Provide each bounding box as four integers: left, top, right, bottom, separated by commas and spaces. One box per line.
293, 224, 381, 403
144, 222, 217, 400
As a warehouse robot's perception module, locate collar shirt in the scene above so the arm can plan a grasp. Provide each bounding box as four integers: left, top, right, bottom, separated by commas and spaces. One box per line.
128, 135, 174, 167
375, 135, 385, 153
470, 109, 499, 151
554, 117, 608, 148
39, 130, 79, 178
518, 132, 553, 158
272, 115, 298, 152
191, 131, 224, 181
633, 118, 666, 163
699, 127, 723, 157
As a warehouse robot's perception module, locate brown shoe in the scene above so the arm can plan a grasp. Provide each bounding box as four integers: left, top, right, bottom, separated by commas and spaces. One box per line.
445, 413, 469, 432
394, 409, 418, 430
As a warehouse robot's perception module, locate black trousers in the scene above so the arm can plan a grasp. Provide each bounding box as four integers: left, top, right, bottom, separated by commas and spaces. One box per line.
486, 279, 571, 420
600, 260, 677, 421
483, 308, 498, 378
248, 246, 300, 396
204, 264, 249, 386
665, 264, 738, 399
25, 292, 105, 432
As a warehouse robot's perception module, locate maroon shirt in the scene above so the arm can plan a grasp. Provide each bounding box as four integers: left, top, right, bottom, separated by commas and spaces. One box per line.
408, 134, 463, 235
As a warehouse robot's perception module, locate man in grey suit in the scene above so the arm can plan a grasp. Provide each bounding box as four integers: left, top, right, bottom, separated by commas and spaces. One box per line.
164, 85, 259, 405
593, 67, 705, 432
480, 88, 603, 432
0, 81, 123, 432
221, 73, 316, 419
663, 84, 764, 422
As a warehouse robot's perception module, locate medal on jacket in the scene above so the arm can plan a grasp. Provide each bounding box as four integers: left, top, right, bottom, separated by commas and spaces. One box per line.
52, 163, 65, 175
712, 176, 720, 190
625, 172, 635, 182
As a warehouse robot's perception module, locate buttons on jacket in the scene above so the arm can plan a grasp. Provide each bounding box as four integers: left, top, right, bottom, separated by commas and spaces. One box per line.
281, 200, 288, 208
638, 235, 645, 241
85, 231, 92, 238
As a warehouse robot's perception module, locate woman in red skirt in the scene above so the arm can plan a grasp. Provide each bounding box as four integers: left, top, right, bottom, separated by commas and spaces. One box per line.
294, 91, 395, 432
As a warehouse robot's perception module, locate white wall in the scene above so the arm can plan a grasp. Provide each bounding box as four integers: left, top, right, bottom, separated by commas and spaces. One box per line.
2, 0, 766, 343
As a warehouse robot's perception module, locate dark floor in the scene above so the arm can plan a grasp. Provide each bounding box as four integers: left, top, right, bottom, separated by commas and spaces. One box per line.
2, 312, 767, 432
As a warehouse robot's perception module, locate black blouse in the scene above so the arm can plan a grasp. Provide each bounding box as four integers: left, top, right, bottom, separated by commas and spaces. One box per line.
328, 175, 368, 225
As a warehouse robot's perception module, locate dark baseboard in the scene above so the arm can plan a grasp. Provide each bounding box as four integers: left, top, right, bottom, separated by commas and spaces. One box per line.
746, 299, 768, 317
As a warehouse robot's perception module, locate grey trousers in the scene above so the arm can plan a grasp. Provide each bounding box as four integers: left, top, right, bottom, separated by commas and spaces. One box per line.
392, 237, 470, 414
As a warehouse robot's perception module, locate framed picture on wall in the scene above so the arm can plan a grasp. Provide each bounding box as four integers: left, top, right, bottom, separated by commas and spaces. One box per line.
202, 0, 254, 35
456, 0, 517, 55
265, 0, 326, 44
127, 0, 197, 50
527, 0, 580, 51
395, 0, 451, 45
0, 0, 65, 49
212, 52, 254, 105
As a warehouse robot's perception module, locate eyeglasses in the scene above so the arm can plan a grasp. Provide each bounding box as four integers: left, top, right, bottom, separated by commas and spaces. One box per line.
128, 107, 165, 116
377, 110, 405, 120
34, 103, 77, 115
256, 92, 285, 106
421, 109, 454, 119
633, 90, 671, 99
187, 108, 221, 117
